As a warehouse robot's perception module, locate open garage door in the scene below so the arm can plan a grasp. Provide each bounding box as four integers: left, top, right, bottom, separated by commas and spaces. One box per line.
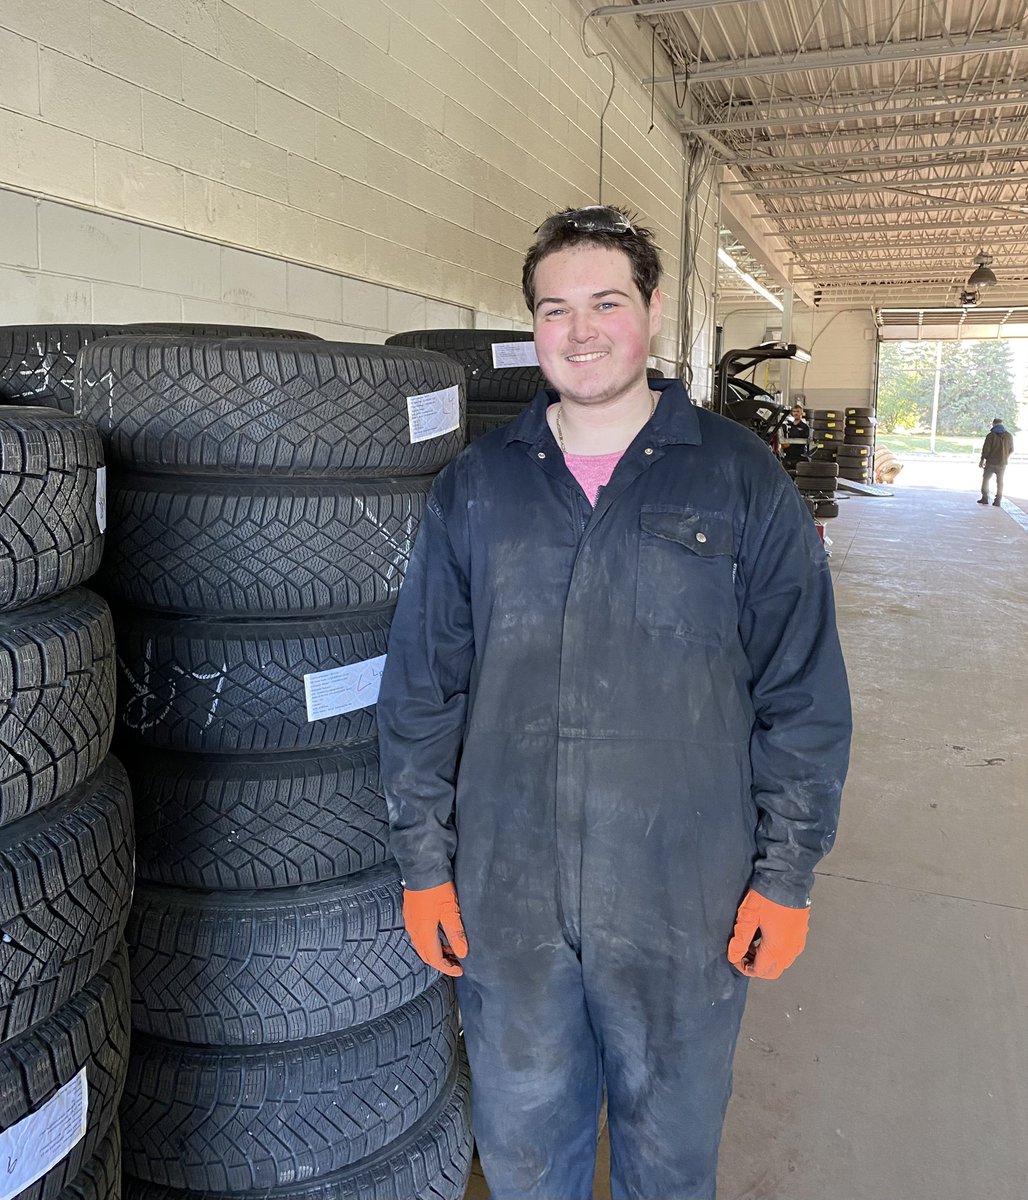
876, 307, 1028, 340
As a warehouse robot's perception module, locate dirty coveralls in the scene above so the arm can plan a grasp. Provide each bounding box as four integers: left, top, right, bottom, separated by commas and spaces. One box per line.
377, 380, 851, 1200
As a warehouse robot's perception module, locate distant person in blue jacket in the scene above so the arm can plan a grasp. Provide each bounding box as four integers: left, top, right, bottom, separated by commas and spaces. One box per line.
378, 206, 852, 1200
977, 417, 1015, 505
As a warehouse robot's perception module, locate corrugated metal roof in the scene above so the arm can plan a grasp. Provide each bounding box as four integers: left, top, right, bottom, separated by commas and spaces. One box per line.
635, 0, 1028, 310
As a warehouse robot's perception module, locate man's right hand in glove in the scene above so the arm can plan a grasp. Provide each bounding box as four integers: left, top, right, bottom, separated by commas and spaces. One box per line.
402, 882, 468, 977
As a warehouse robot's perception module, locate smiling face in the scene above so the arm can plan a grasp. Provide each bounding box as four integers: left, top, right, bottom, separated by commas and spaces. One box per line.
532, 243, 662, 409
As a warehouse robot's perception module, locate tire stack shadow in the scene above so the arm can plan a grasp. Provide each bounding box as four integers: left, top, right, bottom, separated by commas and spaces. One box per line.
69, 335, 473, 1200
1, 405, 132, 1198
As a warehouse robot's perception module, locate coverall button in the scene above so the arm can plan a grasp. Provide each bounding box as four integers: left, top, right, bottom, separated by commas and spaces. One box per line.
696, 532, 707, 543
537, 451, 546, 458
644, 447, 653, 455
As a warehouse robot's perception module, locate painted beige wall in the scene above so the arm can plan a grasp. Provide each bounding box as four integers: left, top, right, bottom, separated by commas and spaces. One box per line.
720, 306, 878, 410
0, 0, 692, 363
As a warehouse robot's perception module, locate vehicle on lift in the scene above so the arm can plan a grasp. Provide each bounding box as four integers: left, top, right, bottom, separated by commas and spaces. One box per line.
713, 341, 812, 449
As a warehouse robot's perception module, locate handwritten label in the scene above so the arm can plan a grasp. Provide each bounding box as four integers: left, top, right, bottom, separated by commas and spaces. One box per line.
407, 386, 460, 444
94, 467, 107, 534
304, 655, 387, 721
0, 1069, 88, 1200
491, 341, 539, 368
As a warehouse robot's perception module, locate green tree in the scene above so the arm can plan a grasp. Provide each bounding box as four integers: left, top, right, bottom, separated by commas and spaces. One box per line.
936, 340, 1017, 435
876, 341, 935, 431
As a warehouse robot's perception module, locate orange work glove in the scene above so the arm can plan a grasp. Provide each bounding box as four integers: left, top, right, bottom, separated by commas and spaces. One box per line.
727, 888, 810, 980
402, 882, 468, 978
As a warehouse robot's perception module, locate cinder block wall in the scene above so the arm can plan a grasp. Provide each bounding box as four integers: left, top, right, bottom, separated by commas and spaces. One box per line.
0, 0, 690, 360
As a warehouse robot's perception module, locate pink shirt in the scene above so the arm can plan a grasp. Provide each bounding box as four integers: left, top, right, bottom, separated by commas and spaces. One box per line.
563, 451, 624, 506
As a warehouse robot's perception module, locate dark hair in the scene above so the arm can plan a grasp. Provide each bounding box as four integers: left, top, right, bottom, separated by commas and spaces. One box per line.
522, 205, 663, 313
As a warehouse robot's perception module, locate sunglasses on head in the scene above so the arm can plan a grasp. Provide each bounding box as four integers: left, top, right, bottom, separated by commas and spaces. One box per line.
534, 206, 636, 238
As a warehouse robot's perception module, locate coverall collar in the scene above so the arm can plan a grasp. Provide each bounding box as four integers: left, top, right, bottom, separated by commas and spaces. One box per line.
502, 377, 702, 452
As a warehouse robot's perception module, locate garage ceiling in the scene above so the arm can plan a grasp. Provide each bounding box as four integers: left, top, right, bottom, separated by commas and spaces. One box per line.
635, 0, 1028, 310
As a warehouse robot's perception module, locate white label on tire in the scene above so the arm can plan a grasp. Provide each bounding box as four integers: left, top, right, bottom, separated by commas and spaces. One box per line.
304, 655, 387, 721
95, 467, 107, 533
407, 386, 460, 444
491, 341, 539, 368
0, 1068, 88, 1200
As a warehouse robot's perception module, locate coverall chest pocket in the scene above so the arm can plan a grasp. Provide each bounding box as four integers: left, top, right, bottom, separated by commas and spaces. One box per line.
636, 508, 736, 646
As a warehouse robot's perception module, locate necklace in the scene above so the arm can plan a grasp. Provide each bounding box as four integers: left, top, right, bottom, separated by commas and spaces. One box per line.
555, 391, 656, 454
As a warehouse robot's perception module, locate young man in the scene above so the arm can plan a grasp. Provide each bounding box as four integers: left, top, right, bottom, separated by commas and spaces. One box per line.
977, 416, 1014, 505
377, 206, 851, 1200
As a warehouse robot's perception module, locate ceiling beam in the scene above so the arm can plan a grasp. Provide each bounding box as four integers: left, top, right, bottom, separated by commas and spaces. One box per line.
780, 236, 1028, 252
647, 31, 1028, 85
702, 83, 1028, 119
590, 0, 757, 15
718, 166, 815, 307
783, 218, 1028, 237
723, 173, 1028, 196
689, 93, 1028, 133
728, 137, 1028, 168
756, 203, 1028, 221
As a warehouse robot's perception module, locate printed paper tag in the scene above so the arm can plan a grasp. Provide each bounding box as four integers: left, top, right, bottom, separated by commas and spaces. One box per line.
491, 341, 539, 368
0, 1068, 88, 1200
304, 655, 387, 721
95, 467, 107, 533
407, 386, 460, 444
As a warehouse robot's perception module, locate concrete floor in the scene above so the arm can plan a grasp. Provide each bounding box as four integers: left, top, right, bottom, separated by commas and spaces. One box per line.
466, 471, 1028, 1199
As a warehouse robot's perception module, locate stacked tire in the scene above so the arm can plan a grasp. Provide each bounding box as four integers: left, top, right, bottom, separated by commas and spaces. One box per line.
0, 324, 319, 412
0, 406, 132, 1198
840, 406, 876, 483
72, 337, 474, 1200
793, 458, 839, 519
386, 329, 547, 440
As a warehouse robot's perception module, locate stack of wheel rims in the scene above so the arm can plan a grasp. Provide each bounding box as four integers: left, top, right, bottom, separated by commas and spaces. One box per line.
70, 335, 474, 1200
386, 329, 547, 441
840, 407, 875, 483
0, 404, 132, 1198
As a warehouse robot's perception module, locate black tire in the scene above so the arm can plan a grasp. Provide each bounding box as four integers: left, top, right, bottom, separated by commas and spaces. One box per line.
794, 461, 839, 478
836, 445, 871, 459
0, 325, 318, 410
0, 946, 130, 1200
813, 409, 844, 420
1, 588, 115, 827
839, 468, 870, 481
810, 418, 842, 431
1, 408, 105, 611
128, 860, 432, 1045
74, 339, 465, 476
59, 1123, 121, 1200
121, 978, 459, 1194
796, 479, 836, 495
101, 474, 432, 617
0, 757, 133, 1041
127, 741, 389, 889
125, 323, 319, 341
815, 500, 840, 518
0, 325, 125, 408
385, 329, 534, 374
845, 406, 873, 417
816, 429, 845, 442
467, 402, 529, 440
809, 447, 837, 462
845, 423, 874, 435
469, 366, 548, 404
116, 608, 389, 753
121, 1055, 472, 1200
845, 435, 875, 446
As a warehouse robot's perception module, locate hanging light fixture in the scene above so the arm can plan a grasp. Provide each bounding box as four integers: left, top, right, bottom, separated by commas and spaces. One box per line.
967, 251, 997, 291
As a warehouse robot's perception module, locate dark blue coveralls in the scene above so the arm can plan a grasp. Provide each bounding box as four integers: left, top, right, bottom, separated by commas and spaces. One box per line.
377, 379, 851, 1200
